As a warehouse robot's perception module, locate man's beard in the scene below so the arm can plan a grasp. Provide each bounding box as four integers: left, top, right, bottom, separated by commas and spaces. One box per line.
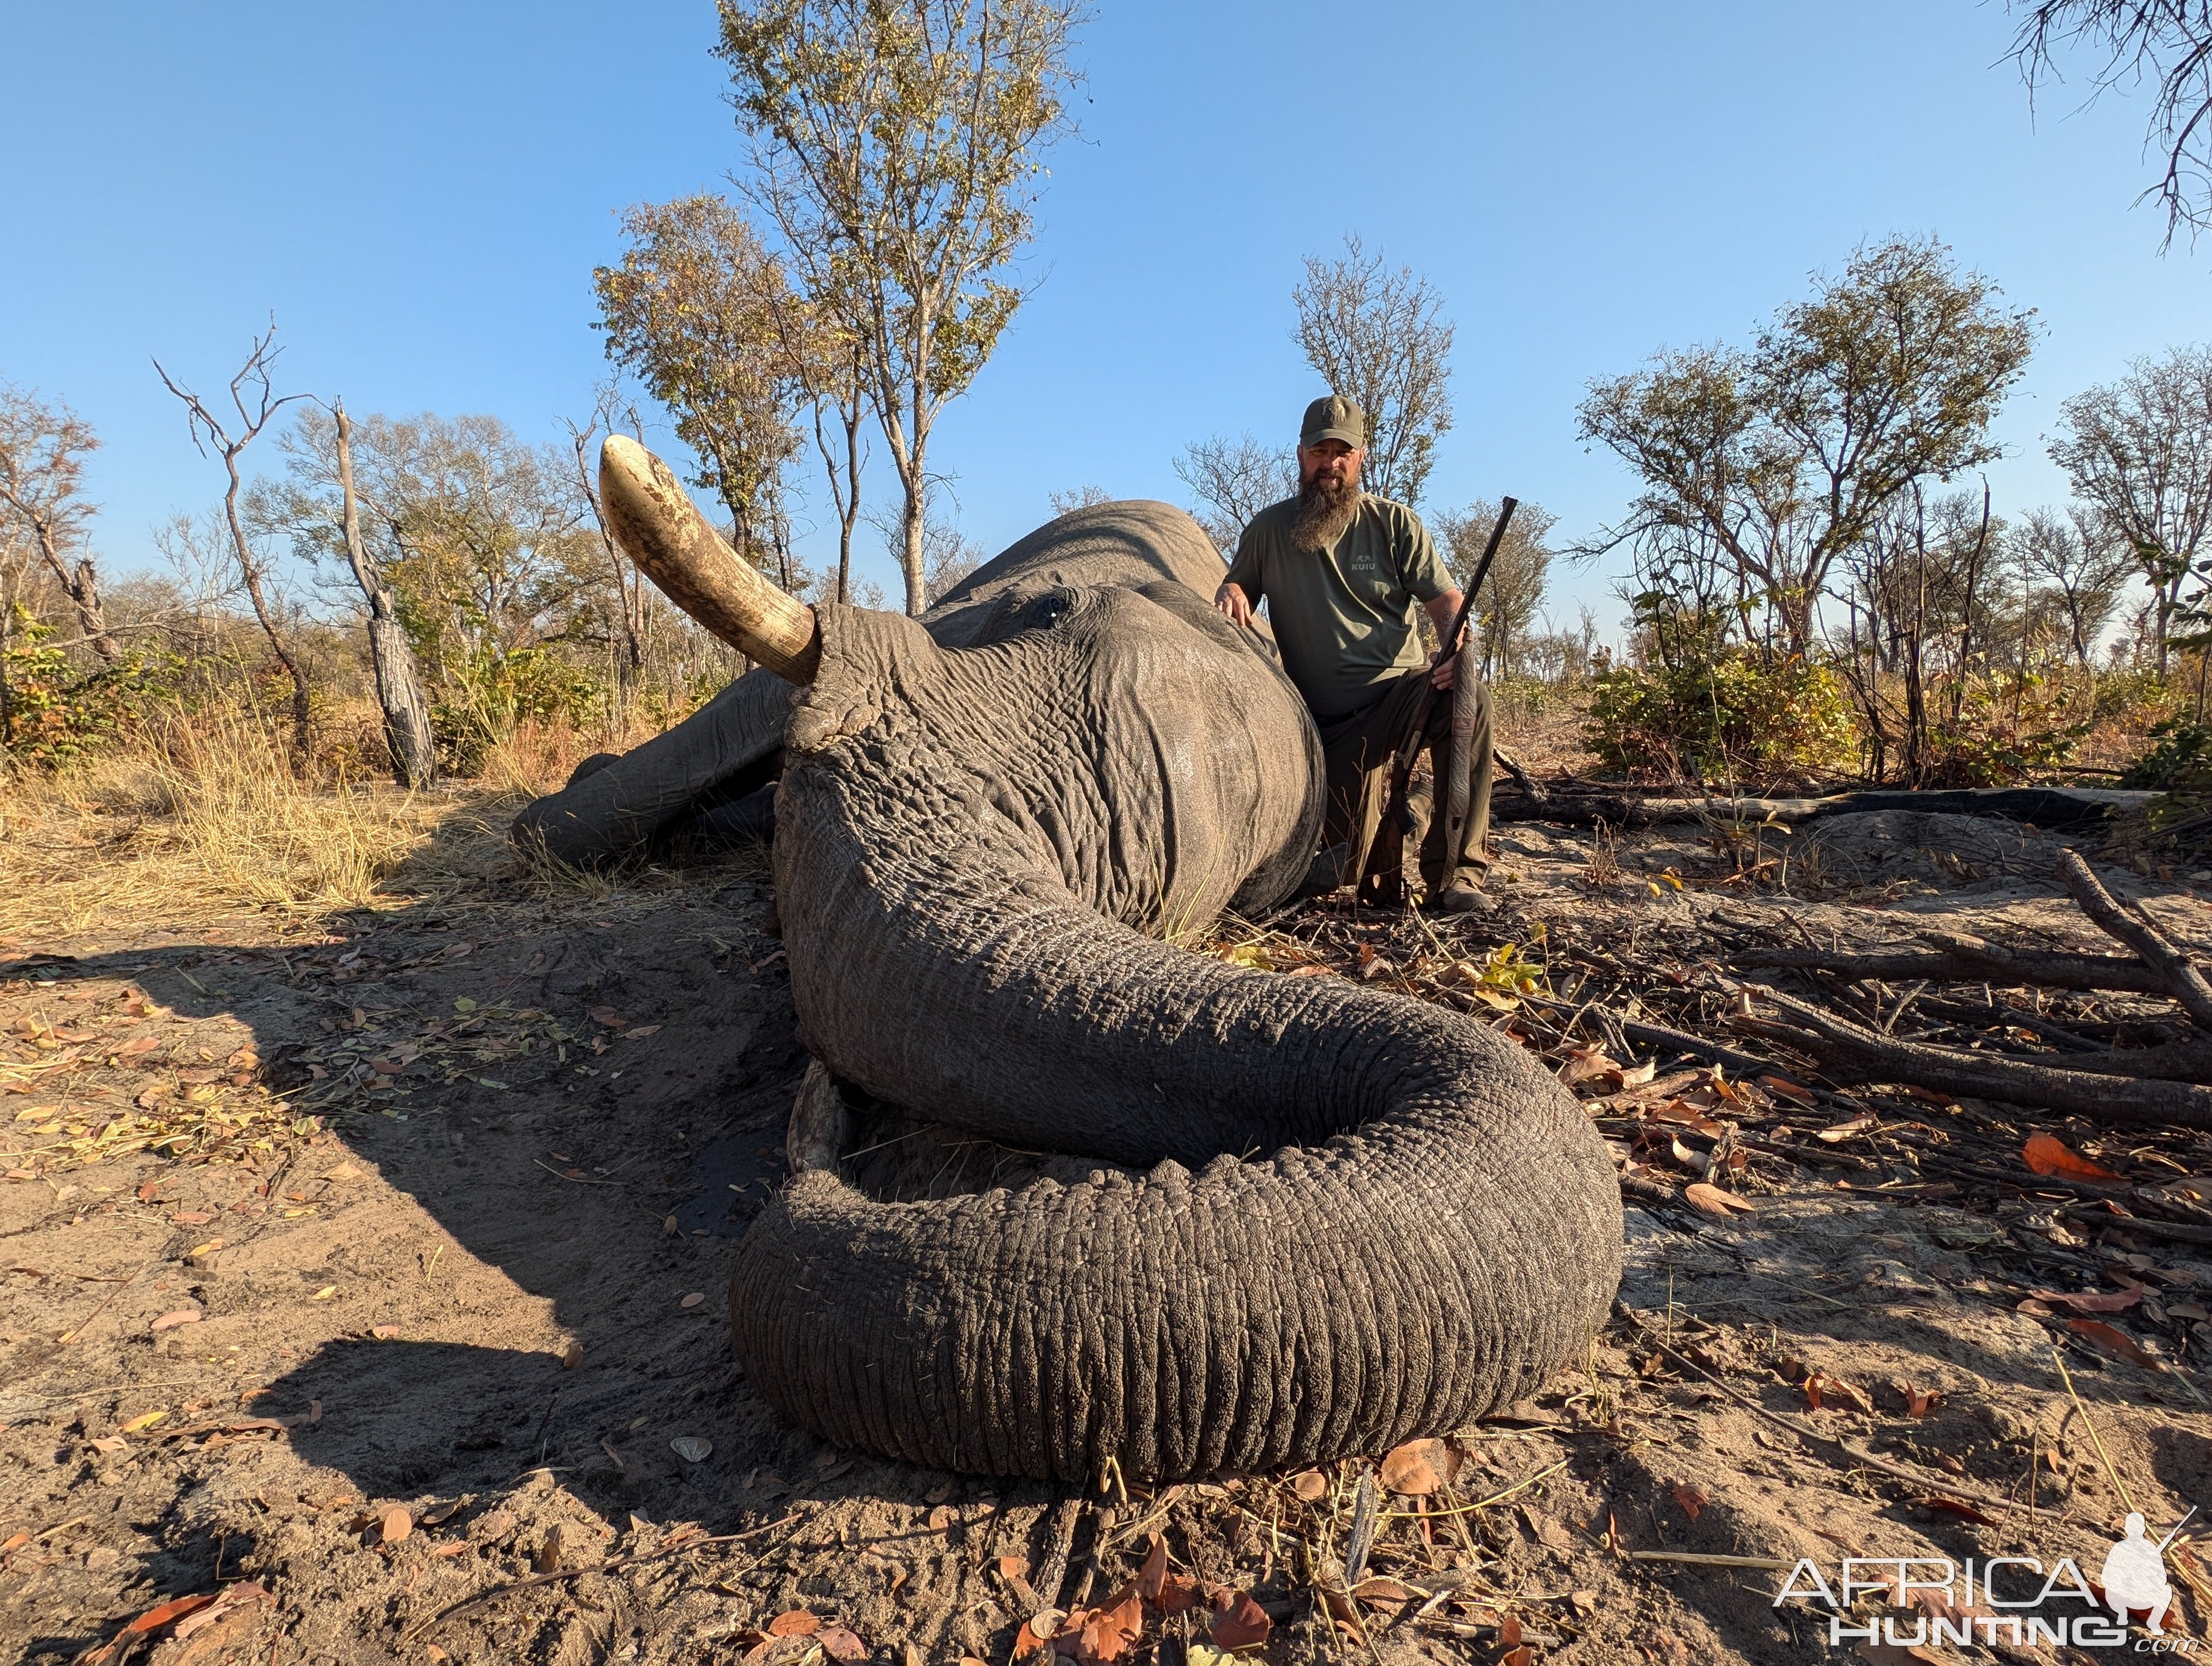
1291, 473, 1361, 551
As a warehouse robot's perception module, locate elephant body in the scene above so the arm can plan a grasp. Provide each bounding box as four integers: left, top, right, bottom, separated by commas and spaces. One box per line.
518, 488, 1623, 1482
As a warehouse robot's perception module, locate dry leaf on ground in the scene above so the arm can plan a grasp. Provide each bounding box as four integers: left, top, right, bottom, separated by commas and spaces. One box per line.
1289, 1469, 1329, 1501
1208, 1589, 1272, 1650
2023, 1133, 2126, 1183
1804, 1372, 1872, 1413
380, 1507, 411, 1543
2031, 1285, 2143, 1313
1379, 1437, 1454, 1495
1670, 1481, 1709, 1520
767, 1610, 819, 1637
819, 1626, 866, 1662
1683, 1182, 1757, 1217
2067, 1317, 2162, 1369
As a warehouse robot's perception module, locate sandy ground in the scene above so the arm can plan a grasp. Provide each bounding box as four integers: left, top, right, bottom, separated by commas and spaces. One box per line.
4, 792, 2212, 1666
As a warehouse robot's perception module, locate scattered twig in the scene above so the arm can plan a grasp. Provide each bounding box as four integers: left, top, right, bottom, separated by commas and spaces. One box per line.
407, 1512, 800, 1640
1615, 1304, 2012, 1513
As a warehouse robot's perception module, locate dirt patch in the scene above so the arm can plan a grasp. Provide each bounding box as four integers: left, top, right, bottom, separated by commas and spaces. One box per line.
4, 799, 2212, 1664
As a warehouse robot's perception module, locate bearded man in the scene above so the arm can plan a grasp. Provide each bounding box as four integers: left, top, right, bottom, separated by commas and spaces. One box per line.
1212, 394, 1494, 913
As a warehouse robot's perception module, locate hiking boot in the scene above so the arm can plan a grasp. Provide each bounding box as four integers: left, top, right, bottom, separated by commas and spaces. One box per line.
1428, 873, 1494, 915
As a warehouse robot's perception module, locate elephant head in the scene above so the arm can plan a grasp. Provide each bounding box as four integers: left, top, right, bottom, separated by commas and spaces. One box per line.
529, 438, 1623, 1482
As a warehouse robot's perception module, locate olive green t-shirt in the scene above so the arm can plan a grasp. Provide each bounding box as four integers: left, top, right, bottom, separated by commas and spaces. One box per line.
1223, 494, 1454, 720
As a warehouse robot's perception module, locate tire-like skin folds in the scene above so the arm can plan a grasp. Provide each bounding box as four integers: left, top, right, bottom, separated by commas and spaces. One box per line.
730, 592, 1624, 1482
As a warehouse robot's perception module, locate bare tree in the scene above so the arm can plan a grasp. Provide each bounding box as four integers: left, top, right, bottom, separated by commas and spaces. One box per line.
1172, 434, 1296, 555
1577, 236, 2037, 657
333, 402, 438, 787
2011, 504, 2136, 670
1434, 498, 1557, 680
1047, 484, 1109, 516
718, 0, 1087, 615
2049, 343, 2212, 675
2010, 0, 2212, 244
0, 382, 115, 662
153, 325, 313, 761
594, 195, 807, 588
1291, 236, 1455, 507
562, 385, 653, 714
779, 277, 870, 604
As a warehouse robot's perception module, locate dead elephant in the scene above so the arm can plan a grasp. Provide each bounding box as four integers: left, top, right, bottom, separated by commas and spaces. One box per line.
514, 438, 1623, 1482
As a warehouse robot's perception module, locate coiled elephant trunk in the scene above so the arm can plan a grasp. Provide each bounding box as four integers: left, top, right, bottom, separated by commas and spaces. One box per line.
729, 601, 1623, 1482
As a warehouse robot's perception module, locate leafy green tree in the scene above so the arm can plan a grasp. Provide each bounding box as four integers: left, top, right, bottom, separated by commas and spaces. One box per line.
594, 196, 808, 589
1577, 236, 2037, 657
717, 0, 1086, 614
2049, 344, 2212, 676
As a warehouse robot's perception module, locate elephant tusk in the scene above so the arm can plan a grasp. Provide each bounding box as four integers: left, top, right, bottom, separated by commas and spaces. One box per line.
598, 434, 822, 684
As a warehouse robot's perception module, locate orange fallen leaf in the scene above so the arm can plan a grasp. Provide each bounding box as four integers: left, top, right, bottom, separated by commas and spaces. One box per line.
1815, 1114, 1876, 1143
1157, 1572, 1200, 1614
1804, 1372, 1872, 1414
2068, 1317, 2163, 1369
819, 1624, 867, 1662
1758, 1073, 1816, 1104
1916, 1495, 1998, 1526
1903, 1384, 1941, 1418
999, 1554, 1032, 1582
150, 1309, 202, 1332
1683, 1182, 1757, 1218
2023, 1133, 2126, 1183
1289, 1469, 1329, 1501
1380, 1437, 1454, 1496
767, 1610, 820, 1637
1208, 1588, 1272, 1650
588, 1007, 628, 1029
1134, 1534, 1167, 1601
2031, 1285, 2143, 1314
1077, 1583, 1144, 1662
381, 1507, 412, 1544
1670, 1481, 1709, 1521
1013, 1617, 1052, 1659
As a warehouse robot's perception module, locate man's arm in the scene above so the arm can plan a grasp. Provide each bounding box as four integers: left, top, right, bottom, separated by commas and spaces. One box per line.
1215, 527, 1264, 628
1424, 588, 1465, 689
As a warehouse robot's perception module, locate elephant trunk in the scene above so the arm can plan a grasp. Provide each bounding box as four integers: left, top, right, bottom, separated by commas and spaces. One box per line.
730, 606, 1623, 1481
598, 435, 821, 685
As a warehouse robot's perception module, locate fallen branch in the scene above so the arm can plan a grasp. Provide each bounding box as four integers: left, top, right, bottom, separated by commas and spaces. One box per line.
1739, 986, 2212, 1131
2057, 850, 2212, 1029
1735, 933, 2168, 997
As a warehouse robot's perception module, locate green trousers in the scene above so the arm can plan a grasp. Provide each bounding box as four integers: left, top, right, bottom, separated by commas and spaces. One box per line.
1314, 667, 1494, 897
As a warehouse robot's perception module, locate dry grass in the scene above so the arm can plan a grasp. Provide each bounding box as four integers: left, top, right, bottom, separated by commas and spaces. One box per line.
0, 708, 531, 944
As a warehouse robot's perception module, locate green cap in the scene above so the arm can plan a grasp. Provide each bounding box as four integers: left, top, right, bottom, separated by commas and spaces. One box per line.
1300, 393, 1365, 449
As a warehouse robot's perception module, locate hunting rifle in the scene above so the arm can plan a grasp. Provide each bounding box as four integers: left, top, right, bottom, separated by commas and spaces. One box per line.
1354, 495, 1518, 907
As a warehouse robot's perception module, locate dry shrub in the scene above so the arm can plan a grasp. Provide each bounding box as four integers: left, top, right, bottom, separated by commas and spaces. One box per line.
0, 706, 522, 939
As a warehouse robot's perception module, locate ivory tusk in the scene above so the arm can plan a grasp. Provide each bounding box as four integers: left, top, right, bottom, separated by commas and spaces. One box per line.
598, 434, 821, 684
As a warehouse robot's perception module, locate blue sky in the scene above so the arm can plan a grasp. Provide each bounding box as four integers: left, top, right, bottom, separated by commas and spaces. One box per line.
2, 1, 2204, 632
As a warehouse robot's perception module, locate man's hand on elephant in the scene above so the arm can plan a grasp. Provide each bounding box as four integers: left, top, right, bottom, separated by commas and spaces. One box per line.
1429, 649, 1458, 691
1214, 582, 1255, 629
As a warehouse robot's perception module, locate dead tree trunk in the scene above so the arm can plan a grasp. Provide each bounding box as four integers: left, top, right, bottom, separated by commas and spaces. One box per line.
28, 523, 116, 663
335, 405, 436, 789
